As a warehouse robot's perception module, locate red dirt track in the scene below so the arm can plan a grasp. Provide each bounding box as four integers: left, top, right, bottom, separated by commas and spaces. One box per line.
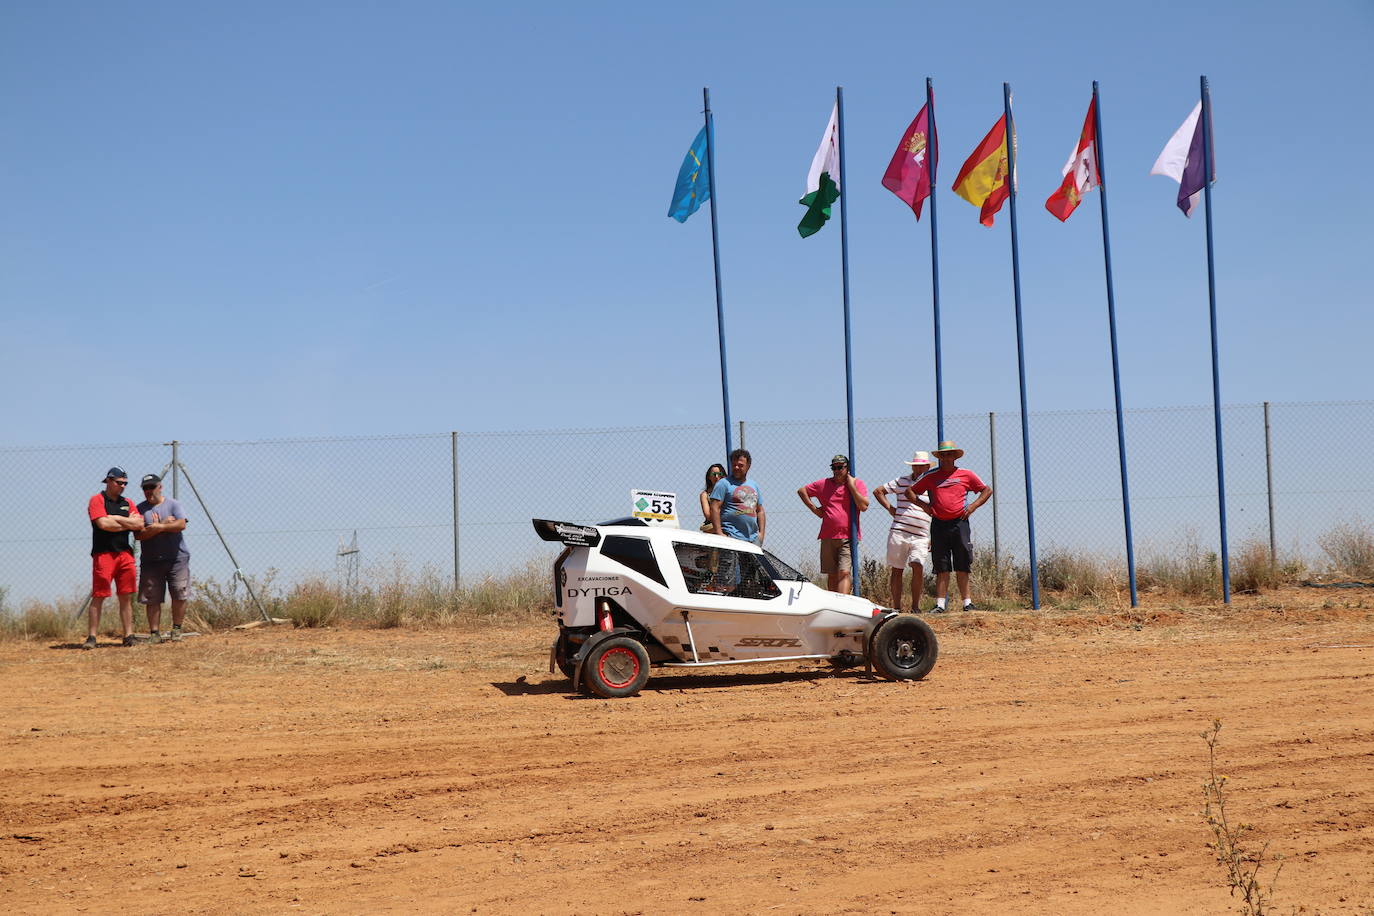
3, 590, 1372, 914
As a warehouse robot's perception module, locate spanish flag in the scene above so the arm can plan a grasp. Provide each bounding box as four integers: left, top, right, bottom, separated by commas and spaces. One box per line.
952, 115, 1011, 227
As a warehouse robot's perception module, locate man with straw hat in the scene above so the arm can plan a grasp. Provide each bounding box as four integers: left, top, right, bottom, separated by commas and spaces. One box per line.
873, 451, 936, 612
906, 441, 992, 612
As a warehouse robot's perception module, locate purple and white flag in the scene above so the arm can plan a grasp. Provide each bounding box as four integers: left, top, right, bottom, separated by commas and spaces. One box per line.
1150, 101, 1213, 217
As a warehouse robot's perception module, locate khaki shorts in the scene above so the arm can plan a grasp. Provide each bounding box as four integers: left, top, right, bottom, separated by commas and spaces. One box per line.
139, 557, 191, 604
886, 530, 930, 570
819, 538, 853, 574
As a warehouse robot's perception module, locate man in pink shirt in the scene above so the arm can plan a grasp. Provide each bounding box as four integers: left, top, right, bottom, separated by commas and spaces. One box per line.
907, 441, 992, 612
797, 454, 869, 594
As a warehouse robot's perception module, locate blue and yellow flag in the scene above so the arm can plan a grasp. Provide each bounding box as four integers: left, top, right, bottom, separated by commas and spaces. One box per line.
668, 126, 711, 223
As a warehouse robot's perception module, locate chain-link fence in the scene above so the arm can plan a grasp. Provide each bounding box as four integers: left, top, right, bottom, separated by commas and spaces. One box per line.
2, 400, 1370, 609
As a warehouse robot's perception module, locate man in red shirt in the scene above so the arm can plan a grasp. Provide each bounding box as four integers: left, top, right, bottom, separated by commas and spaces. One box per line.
797, 454, 869, 594
85, 467, 145, 649
906, 442, 992, 612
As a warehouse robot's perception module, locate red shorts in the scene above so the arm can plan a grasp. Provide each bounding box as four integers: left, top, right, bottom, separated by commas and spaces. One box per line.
92, 551, 137, 598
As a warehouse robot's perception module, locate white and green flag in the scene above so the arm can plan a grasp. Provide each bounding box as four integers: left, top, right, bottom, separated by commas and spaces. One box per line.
798, 103, 840, 238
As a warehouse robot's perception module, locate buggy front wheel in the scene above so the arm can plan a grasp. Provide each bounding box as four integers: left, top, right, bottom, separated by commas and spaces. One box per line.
870, 615, 938, 681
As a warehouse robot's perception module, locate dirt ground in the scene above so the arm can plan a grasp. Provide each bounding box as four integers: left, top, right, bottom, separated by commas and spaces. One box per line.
2, 588, 1372, 915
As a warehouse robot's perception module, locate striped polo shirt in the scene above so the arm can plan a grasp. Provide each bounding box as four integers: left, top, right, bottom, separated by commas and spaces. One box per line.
877, 473, 932, 538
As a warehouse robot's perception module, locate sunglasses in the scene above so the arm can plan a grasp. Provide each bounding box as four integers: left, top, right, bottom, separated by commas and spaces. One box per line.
830, 464, 847, 470
111, 479, 128, 486
142, 484, 158, 491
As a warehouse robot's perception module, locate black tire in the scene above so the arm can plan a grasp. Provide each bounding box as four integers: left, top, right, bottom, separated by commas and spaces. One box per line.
582, 636, 651, 698
553, 633, 577, 679
870, 614, 938, 681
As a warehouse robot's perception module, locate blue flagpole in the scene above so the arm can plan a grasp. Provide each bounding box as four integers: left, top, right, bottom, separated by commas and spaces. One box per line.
703, 87, 734, 460
1200, 74, 1231, 603
1004, 82, 1040, 610
927, 77, 945, 442
836, 86, 860, 596
1093, 81, 1138, 608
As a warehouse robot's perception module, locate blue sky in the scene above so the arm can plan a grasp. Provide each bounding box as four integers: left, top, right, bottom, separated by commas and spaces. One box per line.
3, 0, 1371, 446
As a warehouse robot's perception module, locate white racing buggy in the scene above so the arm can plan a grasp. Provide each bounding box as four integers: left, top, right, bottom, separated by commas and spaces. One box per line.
534, 517, 938, 698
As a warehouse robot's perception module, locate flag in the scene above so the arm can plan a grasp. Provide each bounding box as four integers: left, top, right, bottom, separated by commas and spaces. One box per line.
882, 103, 935, 219
1046, 99, 1099, 222
667, 126, 711, 223
952, 115, 1011, 227
798, 103, 840, 238
1150, 101, 1212, 217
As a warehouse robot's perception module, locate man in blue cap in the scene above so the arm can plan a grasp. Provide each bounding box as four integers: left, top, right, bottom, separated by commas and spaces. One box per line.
85, 467, 145, 648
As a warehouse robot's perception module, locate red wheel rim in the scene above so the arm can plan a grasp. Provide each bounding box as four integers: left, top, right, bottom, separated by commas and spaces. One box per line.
598, 647, 640, 689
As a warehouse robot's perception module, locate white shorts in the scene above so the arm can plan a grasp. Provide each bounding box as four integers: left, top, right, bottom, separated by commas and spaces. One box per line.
886, 530, 930, 570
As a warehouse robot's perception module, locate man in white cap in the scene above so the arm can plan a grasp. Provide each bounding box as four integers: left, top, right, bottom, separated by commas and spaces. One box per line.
906, 441, 992, 612
873, 452, 935, 612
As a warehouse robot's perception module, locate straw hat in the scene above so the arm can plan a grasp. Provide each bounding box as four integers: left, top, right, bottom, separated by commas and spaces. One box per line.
932, 440, 964, 460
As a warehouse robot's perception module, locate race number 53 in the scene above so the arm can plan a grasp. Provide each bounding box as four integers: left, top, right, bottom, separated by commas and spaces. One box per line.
631, 489, 677, 524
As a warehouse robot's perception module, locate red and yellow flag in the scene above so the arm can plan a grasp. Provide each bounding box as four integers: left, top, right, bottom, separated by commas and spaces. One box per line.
952, 115, 1011, 227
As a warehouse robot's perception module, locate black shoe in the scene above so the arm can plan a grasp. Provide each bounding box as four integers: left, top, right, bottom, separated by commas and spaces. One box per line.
963, 603, 979, 612
121, 634, 140, 647
932, 605, 948, 614
81, 636, 97, 650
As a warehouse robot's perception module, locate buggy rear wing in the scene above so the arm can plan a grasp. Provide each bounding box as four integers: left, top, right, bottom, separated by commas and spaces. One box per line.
532, 519, 602, 547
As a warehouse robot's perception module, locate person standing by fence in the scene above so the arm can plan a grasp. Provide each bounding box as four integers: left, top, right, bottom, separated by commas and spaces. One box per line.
135, 474, 190, 643
797, 454, 869, 594
874, 451, 935, 612
710, 449, 765, 545
85, 467, 144, 649
907, 442, 992, 612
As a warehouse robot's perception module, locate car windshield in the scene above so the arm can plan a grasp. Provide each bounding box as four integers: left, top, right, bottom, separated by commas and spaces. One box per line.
759, 550, 806, 582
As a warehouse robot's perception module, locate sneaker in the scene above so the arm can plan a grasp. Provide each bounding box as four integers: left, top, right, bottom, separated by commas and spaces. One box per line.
169, 626, 183, 642
81, 636, 97, 651
932, 605, 948, 614
121, 634, 140, 647
145, 632, 162, 645
963, 602, 979, 612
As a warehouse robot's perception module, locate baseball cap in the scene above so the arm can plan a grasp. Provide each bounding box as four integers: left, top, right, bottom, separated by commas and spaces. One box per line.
104, 466, 127, 481
830, 454, 849, 467
140, 474, 162, 488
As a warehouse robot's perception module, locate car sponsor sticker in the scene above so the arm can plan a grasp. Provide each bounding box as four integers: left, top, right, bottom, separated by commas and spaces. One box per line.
631, 489, 678, 526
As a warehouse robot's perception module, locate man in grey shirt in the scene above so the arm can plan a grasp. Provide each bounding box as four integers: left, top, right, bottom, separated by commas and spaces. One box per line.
135, 474, 190, 642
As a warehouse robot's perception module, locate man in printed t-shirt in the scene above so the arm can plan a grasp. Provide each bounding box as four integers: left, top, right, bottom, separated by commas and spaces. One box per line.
85, 467, 145, 649
709, 448, 766, 544
797, 454, 869, 594
135, 474, 190, 644
906, 441, 993, 612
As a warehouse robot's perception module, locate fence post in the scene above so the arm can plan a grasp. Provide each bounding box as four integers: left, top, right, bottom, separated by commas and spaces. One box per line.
1264, 402, 1276, 565
451, 431, 460, 589
171, 440, 179, 499
738, 420, 745, 452
989, 411, 1000, 566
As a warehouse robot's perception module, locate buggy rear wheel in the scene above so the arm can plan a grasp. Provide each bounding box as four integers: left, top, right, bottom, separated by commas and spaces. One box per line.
582, 636, 651, 698
870, 614, 938, 681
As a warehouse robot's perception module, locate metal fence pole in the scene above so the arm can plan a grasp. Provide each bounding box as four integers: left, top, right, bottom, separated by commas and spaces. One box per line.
451, 431, 460, 589
170, 440, 179, 498
989, 411, 1000, 566
738, 420, 745, 453
1264, 402, 1276, 565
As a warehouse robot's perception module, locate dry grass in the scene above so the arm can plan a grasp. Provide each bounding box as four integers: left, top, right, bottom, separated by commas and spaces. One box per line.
2, 524, 1369, 642
1318, 520, 1374, 580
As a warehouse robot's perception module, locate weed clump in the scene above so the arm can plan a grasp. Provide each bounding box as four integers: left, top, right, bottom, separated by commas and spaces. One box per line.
1200, 720, 1282, 915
